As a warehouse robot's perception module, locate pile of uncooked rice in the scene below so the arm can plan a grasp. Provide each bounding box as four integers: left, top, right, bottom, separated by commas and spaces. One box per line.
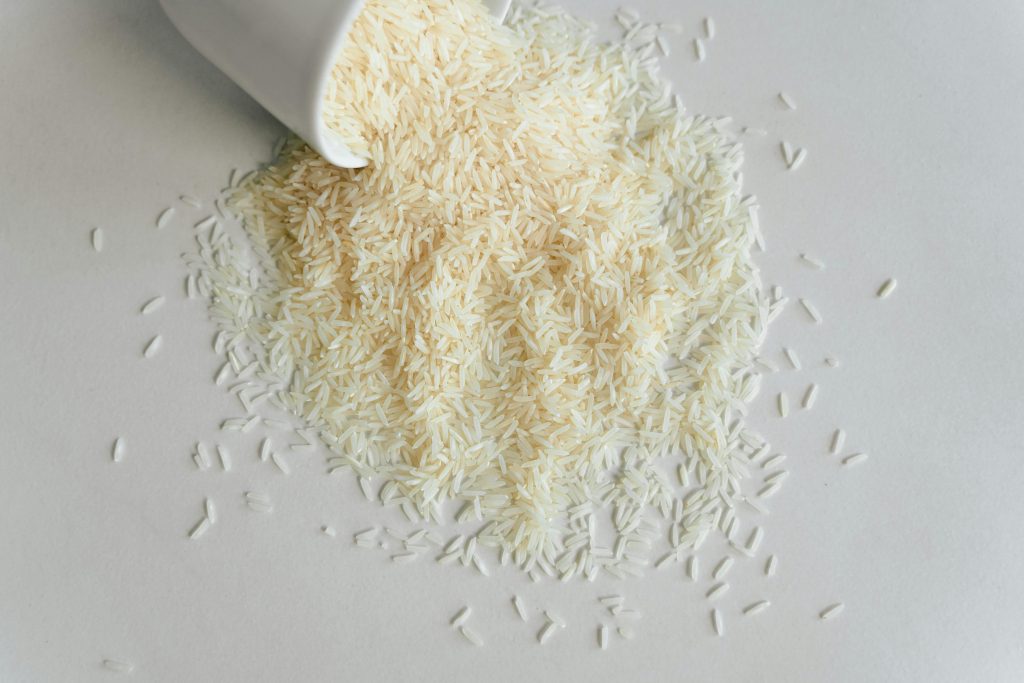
194, 0, 773, 579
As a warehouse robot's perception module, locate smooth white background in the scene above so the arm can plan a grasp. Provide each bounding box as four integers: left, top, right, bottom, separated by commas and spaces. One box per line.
2, 1, 1023, 681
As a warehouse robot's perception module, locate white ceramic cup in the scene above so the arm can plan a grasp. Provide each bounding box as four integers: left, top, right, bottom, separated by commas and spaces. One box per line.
159, 0, 513, 168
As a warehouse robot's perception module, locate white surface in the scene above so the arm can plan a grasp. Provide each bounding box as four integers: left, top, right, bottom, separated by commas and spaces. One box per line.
2, 1, 1024, 681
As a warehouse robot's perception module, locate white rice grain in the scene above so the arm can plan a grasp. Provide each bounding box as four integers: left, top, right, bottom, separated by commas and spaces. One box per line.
538, 622, 559, 644
241, 415, 259, 433
819, 603, 845, 620
712, 556, 734, 580
141, 296, 166, 315
842, 453, 869, 467
703, 17, 715, 39
746, 526, 764, 553
765, 554, 778, 576
216, 445, 231, 471
194, 216, 217, 231
784, 347, 801, 370
102, 659, 134, 673
693, 38, 705, 62
781, 141, 794, 166
802, 383, 819, 409
830, 429, 846, 455
271, 451, 290, 474
459, 626, 484, 646
877, 278, 898, 299
391, 552, 417, 564
778, 92, 797, 110
788, 148, 808, 171
711, 609, 723, 636
143, 335, 163, 359
157, 207, 175, 229
706, 582, 730, 600
799, 298, 822, 323
743, 600, 770, 616
800, 253, 825, 269
513, 595, 528, 621
189, 516, 211, 539
91, 227, 104, 252
450, 606, 472, 627
111, 437, 125, 463
777, 392, 788, 418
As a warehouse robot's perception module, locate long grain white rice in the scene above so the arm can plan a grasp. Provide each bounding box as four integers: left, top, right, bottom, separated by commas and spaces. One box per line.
459, 625, 484, 646
513, 595, 528, 621
842, 453, 869, 467
712, 556, 733, 580
143, 335, 162, 359
830, 429, 846, 455
537, 621, 559, 644
703, 17, 715, 39
157, 207, 176, 229
198, 0, 771, 575
877, 278, 898, 299
765, 554, 777, 576
800, 253, 825, 269
781, 141, 794, 166
194, 443, 213, 470
391, 552, 417, 564
450, 606, 472, 627
102, 659, 134, 673
189, 516, 211, 539
111, 437, 125, 463
711, 608, 723, 636
216, 445, 231, 471
91, 228, 104, 252
706, 582, 729, 600
819, 602, 845, 620
271, 451, 290, 474
784, 347, 801, 370
788, 148, 808, 171
799, 298, 822, 323
745, 526, 764, 552
802, 383, 819, 409
141, 296, 166, 315
778, 92, 797, 110
743, 600, 770, 615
